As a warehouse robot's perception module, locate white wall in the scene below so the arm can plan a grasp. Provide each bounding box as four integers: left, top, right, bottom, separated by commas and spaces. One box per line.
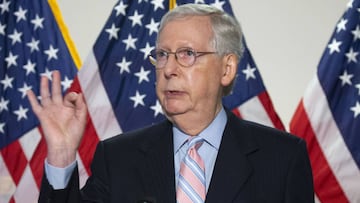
57, 0, 347, 129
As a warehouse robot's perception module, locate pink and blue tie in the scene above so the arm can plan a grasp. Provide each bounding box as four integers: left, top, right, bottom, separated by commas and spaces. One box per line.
176, 137, 206, 203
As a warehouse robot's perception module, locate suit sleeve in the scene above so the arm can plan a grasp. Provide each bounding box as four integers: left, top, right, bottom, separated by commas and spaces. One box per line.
285, 138, 314, 203
80, 141, 111, 202
38, 141, 110, 203
38, 165, 81, 203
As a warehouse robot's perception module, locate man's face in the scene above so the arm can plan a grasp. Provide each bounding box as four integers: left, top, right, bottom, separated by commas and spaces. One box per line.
155, 16, 225, 119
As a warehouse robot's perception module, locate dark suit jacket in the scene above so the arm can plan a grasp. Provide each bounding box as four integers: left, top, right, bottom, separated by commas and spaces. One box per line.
39, 111, 314, 203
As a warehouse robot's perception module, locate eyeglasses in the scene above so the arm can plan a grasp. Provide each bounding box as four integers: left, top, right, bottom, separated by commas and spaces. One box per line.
149, 47, 217, 68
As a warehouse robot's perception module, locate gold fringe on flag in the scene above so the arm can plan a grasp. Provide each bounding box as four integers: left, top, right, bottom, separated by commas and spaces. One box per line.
48, 0, 82, 69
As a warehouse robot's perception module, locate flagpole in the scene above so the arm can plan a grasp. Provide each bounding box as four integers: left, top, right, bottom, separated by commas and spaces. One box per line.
169, 0, 176, 10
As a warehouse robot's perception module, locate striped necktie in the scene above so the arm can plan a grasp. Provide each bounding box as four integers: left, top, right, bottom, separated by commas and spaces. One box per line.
176, 136, 206, 203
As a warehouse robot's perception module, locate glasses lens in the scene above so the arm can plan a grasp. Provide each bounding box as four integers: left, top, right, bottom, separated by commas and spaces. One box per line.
150, 49, 168, 68
177, 48, 196, 67
149, 48, 202, 68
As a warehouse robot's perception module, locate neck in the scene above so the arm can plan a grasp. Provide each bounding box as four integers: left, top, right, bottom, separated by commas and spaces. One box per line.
168, 104, 223, 136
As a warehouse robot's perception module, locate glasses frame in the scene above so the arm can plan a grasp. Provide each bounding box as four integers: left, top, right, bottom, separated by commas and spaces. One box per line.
149, 47, 217, 69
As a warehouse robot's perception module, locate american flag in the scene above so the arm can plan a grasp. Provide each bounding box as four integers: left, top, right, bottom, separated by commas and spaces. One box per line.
290, 0, 360, 202
0, 0, 79, 202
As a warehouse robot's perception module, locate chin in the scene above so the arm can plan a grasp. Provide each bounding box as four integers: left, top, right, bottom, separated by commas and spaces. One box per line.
163, 106, 188, 117
164, 109, 183, 116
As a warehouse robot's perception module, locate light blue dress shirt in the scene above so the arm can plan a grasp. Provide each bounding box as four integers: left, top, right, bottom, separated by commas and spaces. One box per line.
45, 107, 227, 191
173, 107, 227, 192
45, 158, 77, 189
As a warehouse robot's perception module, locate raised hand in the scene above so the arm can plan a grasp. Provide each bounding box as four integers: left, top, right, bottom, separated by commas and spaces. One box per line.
27, 70, 88, 167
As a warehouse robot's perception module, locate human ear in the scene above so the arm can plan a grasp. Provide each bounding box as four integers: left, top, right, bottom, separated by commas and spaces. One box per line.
221, 53, 237, 86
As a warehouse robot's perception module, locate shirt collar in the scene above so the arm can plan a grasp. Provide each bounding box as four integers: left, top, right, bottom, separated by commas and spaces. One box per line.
173, 107, 227, 153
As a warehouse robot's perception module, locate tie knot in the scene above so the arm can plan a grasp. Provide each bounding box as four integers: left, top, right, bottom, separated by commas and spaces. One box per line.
188, 136, 204, 150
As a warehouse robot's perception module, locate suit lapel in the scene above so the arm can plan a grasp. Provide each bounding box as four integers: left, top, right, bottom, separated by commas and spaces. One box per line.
132, 112, 258, 203
205, 113, 259, 203
138, 121, 177, 203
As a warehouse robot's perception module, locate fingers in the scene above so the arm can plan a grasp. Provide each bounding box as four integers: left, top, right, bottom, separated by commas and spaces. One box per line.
63, 92, 78, 107
39, 72, 51, 105
29, 70, 81, 113
74, 93, 88, 121
64, 92, 86, 110
51, 70, 63, 104
27, 89, 42, 115
28, 70, 60, 117
39, 70, 63, 105
64, 92, 88, 122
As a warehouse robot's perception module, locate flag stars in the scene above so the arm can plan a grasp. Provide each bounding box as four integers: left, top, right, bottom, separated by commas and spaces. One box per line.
351, 25, 360, 41
356, 83, 360, 95
0, 75, 14, 90
116, 57, 132, 74
339, 70, 353, 86
134, 67, 151, 84
336, 18, 347, 33
23, 60, 36, 75
44, 45, 59, 61
5, 52, 18, 68
105, 23, 120, 40
0, 0, 10, 14
14, 6, 27, 22
150, 100, 163, 117
345, 47, 358, 63
327, 39, 342, 54
14, 105, 29, 121
8, 29, 22, 45
0, 22, 6, 35
242, 64, 257, 80
61, 76, 73, 91
211, 0, 226, 11
31, 14, 44, 30
347, 0, 354, 9
350, 101, 360, 118
122, 34, 138, 50
151, 0, 165, 11
0, 122, 4, 134
0, 97, 9, 112
128, 10, 144, 27
26, 37, 40, 53
140, 42, 154, 60
41, 68, 53, 80
114, 1, 127, 16
130, 90, 146, 108
146, 18, 159, 36
18, 83, 32, 98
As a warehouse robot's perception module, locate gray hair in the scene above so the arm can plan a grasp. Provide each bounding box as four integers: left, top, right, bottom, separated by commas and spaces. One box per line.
157, 3, 244, 60
157, 3, 244, 95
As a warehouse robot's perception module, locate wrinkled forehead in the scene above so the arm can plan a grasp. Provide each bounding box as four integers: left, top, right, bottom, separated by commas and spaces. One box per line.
156, 16, 215, 48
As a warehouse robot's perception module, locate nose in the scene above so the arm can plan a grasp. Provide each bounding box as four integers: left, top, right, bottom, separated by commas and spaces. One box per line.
162, 54, 179, 78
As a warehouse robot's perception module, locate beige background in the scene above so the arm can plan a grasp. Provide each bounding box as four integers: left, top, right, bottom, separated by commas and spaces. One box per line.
57, 0, 347, 129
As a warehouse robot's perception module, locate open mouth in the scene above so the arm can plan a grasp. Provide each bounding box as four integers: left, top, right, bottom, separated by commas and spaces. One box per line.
165, 90, 184, 96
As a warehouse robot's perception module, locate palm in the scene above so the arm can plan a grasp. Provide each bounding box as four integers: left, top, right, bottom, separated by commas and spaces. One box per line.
27, 71, 87, 167
38, 95, 86, 151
